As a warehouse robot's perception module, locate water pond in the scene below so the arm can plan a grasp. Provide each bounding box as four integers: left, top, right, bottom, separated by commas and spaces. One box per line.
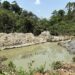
10, 42, 74, 71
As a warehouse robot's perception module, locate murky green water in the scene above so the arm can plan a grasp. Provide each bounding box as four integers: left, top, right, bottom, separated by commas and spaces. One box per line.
12, 42, 73, 71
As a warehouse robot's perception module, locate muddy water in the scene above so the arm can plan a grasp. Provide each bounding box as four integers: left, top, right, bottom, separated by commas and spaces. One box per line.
12, 42, 73, 71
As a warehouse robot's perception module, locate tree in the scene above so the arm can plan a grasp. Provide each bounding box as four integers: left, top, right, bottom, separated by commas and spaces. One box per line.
0, 11, 15, 33
28, 12, 34, 17
50, 10, 59, 25
66, 2, 72, 19
58, 10, 65, 20
16, 18, 34, 33
20, 10, 28, 17
0, 0, 1, 8
72, 2, 75, 17
52, 10, 58, 16
2, 1, 10, 10
72, 2, 75, 11
39, 18, 49, 30
11, 1, 21, 14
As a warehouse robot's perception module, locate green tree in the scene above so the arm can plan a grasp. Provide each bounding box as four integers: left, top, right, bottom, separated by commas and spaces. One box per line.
72, 2, 75, 11
0, 11, 15, 33
16, 18, 34, 33
11, 1, 21, 14
2, 1, 10, 9
66, 2, 72, 19
0, 0, 1, 8
50, 10, 59, 25
20, 10, 28, 17
58, 10, 65, 20
71, 2, 75, 17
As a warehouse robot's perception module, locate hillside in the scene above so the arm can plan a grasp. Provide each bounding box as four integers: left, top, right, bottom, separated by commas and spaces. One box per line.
0, 1, 75, 36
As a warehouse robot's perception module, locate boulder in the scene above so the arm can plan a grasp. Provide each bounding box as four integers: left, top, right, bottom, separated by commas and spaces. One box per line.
39, 31, 51, 42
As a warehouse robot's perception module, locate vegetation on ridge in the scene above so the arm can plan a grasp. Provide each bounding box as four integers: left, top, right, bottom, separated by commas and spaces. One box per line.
0, 1, 75, 35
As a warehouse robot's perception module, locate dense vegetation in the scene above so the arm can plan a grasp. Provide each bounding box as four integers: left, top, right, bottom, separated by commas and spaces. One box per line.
0, 1, 75, 36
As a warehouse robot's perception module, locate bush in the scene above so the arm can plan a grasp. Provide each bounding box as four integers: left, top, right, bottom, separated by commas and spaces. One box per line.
36, 64, 45, 73
18, 68, 27, 75
8, 61, 16, 69
72, 57, 75, 62
52, 61, 62, 70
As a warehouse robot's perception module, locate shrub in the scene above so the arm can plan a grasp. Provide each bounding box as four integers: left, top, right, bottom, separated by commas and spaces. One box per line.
8, 61, 16, 73
18, 68, 27, 75
72, 57, 75, 62
52, 61, 62, 70
36, 64, 45, 73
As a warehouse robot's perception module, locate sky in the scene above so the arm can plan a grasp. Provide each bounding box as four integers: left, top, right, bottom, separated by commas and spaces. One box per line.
2, 0, 75, 18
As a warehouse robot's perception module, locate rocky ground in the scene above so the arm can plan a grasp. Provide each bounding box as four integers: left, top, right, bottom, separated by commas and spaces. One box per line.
59, 38, 75, 54
56, 63, 75, 75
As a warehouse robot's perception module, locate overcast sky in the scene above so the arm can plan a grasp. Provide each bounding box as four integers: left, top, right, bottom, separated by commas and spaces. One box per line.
2, 0, 75, 18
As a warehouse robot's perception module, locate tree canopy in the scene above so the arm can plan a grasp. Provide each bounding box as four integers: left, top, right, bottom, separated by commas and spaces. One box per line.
0, 1, 75, 36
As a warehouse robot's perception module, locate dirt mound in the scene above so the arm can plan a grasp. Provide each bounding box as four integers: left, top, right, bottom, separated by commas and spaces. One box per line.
56, 63, 75, 75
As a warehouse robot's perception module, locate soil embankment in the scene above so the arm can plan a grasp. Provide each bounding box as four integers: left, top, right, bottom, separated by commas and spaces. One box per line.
0, 31, 74, 50
0, 31, 51, 50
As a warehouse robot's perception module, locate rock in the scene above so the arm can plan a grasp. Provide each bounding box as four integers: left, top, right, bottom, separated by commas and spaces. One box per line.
51, 36, 72, 42
39, 31, 52, 42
